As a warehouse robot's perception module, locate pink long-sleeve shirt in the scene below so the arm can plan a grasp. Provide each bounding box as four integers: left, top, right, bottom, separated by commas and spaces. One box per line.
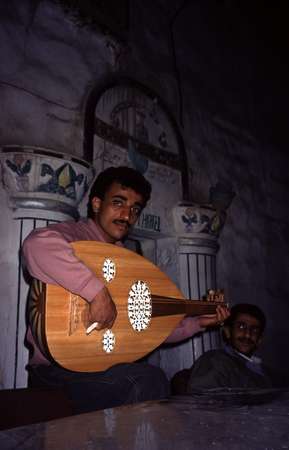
22, 218, 203, 366
23, 218, 121, 365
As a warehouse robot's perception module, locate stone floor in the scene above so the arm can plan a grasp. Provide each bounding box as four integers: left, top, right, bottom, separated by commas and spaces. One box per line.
1, 388, 289, 450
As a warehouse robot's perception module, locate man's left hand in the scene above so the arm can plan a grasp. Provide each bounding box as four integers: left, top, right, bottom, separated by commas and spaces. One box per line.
197, 304, 230, 328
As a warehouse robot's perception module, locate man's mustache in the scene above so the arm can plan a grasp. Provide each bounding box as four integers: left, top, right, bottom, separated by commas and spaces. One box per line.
238, 337, 254, 346
113, 219, 130, 228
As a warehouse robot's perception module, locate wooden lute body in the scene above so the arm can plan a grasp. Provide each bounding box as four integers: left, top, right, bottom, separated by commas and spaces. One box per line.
28, 241, 223, 372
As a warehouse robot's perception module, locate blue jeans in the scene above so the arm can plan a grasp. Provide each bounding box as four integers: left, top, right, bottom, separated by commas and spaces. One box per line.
27, 362, 169, 414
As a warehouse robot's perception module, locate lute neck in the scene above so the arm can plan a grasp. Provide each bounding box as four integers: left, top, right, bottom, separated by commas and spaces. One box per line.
151, 295, 220, 317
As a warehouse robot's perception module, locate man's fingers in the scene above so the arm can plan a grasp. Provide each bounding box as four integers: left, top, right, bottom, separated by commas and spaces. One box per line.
86, 311, 117, 333
88, 289, 117, 332
86, 320, 110, 333
106, 317, 116, 329
215, 305, 230, 326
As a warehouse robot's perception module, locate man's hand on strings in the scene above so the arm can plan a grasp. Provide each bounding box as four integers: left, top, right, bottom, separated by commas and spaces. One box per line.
88, 286, 117, 331
165, 304, 230, 344
197, 304, 230, 329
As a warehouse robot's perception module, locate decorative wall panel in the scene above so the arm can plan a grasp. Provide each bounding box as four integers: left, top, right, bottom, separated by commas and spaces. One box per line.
85, 79, 188, 238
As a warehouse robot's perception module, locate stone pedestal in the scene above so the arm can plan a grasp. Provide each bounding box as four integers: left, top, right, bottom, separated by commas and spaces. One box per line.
150, 202, 227, 379
0, 146, 94, 388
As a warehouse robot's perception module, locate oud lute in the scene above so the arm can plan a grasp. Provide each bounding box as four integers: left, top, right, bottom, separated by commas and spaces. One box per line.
28, 241, 224, 372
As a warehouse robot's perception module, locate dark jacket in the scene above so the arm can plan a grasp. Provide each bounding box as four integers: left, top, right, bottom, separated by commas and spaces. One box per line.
186, 349, 272, 392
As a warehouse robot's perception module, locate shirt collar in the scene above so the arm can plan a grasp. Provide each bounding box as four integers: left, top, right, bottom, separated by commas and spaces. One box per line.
224, 344, 262, 365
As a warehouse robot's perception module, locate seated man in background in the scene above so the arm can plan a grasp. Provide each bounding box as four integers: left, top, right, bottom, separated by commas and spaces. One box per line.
171, 303, 272, 394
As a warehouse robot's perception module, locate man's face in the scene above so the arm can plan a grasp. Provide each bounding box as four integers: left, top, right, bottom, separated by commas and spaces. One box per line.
228, 313, 263, 357
92, 182, 144, 243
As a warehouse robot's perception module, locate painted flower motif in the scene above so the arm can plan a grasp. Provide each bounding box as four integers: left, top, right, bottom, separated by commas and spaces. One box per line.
5, 156, 31, 191
181, 207, 198, 231
39, 163, 84, 200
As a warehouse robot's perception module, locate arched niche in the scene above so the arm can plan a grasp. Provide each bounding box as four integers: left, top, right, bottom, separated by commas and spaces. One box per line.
83, 76, 188, 238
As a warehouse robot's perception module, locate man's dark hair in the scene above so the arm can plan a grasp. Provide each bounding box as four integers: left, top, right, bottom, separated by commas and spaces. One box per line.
87, 166, 151, 218
225, 303, 266, 334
